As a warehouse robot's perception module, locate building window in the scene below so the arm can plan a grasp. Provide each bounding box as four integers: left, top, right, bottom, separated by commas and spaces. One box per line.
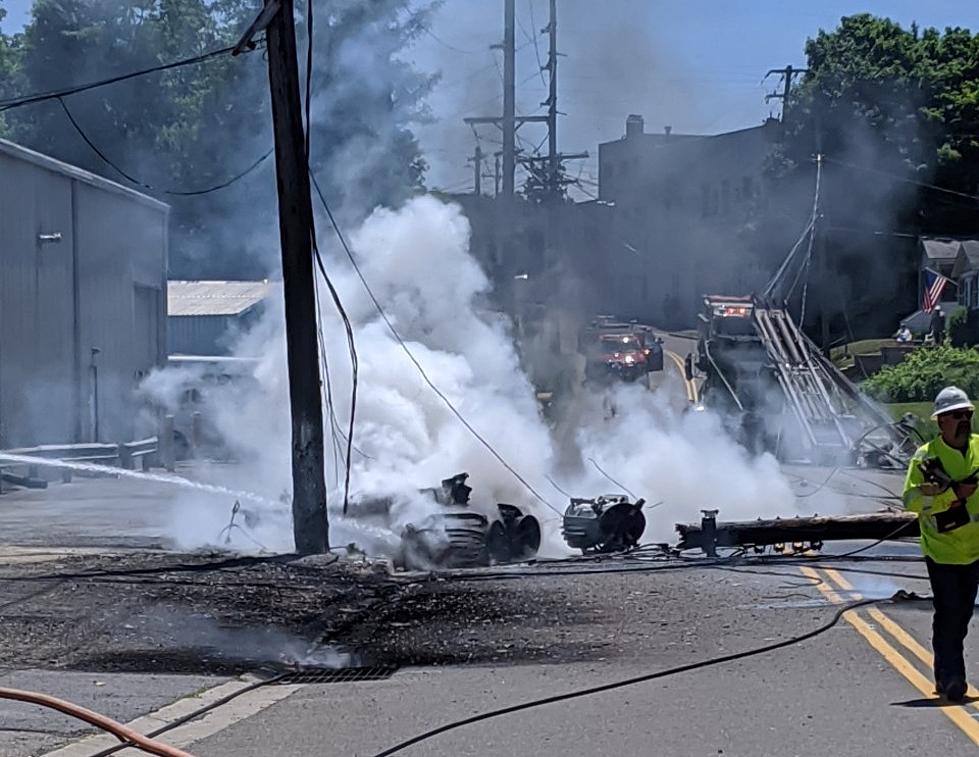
742, 176, 755, 200
721, 179, 731, 215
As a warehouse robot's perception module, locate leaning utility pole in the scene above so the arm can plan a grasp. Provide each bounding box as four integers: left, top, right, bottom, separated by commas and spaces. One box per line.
235, 0, 329, 554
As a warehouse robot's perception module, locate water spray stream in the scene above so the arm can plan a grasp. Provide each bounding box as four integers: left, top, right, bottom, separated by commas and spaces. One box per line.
0, 453, 276, 507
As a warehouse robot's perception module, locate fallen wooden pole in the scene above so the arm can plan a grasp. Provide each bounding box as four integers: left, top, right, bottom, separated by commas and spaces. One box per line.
676, 510, 917, 554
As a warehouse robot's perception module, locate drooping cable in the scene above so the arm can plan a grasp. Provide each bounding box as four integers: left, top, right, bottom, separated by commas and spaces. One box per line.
587, 457, 637, 499
0, 45, 244, 112
302, 0, 357, 514
56, 98, 273, 196
370, 598, 880, 756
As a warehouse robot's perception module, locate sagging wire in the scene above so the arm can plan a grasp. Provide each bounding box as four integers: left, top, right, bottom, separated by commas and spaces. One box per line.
312, 271, 345, 489
308, 170, 562, 518
302, 0, 358, 515
370, 598, 881, 757
545, 475, 573, 499
311, 246, 359, 515
763, 154, 823, 303
0, 45, 244, 112
57, 97, 272, 196
587, 457, 637, 499
791, 466, 839, 498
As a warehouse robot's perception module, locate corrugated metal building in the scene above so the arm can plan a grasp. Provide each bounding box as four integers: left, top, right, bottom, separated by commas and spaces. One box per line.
167, 280, 276, 356
0, 139, 168, 447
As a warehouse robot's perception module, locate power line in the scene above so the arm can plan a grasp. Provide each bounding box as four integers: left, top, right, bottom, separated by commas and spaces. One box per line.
0, 45, 244, 112
56, 97, 273, 196
523, 0, 548, 89
824, 156, 979, 203
308, 170, 561, 516
422, 26, 480, 55
303, 0, 357, 516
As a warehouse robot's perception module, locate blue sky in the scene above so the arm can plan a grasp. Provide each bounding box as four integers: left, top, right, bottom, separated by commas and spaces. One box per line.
3, 0, 978, 191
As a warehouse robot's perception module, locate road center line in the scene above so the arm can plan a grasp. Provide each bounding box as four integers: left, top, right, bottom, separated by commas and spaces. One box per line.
821, 566, 979, 706
803, 566, 979, 745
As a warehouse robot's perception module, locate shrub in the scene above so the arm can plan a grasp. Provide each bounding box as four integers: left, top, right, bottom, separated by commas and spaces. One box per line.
862, 345, 979, 403
949, 306, 970, 347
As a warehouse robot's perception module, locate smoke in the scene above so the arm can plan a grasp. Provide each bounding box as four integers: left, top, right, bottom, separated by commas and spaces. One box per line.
123, 607, 354, 669
142, 194, 832, 557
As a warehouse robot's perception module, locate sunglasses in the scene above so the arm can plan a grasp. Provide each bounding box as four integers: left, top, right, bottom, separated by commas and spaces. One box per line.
945, 410, 974, 421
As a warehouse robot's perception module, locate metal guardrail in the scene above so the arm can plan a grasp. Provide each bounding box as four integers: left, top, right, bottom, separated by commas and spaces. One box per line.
0, 436, 162, 486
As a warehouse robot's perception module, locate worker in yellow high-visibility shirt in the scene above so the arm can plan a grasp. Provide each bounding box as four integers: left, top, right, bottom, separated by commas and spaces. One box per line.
904, 386, 979, 702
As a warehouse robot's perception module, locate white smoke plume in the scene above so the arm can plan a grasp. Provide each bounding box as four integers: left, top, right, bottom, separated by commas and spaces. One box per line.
146, 195, 817, 556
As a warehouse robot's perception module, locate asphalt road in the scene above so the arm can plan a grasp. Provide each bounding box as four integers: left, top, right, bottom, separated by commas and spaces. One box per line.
0, 335, 965, 757
62, 557, 979, 757
1, 509, 978, 755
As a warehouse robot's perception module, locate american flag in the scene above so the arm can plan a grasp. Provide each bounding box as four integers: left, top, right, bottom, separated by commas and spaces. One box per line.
923, 268, 950, 312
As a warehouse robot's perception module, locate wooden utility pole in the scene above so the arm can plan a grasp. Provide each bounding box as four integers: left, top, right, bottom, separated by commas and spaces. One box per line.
545, 0, 558, 195
502, 0, 516, 198
468, 144, 484, 196
765, 65, 808, 122
255, 0, 329, 553
465, 0, 547, 199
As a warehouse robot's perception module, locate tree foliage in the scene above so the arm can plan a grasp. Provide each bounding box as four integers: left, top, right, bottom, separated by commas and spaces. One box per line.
781, 14, 979, 235
0, 0, 435, 277
863, 345, 979, 402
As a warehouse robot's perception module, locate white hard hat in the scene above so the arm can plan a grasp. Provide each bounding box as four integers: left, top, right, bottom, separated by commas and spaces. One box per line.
932, 386, 975, 418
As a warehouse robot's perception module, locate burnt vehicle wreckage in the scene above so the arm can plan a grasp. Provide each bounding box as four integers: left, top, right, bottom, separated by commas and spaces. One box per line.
398, 473, 542, 569
561, 494, 647, 554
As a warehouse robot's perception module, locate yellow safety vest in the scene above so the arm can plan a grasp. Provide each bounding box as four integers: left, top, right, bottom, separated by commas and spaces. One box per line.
903, 434, 979, 564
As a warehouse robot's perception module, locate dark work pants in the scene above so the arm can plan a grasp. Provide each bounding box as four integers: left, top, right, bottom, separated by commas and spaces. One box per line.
926, 557, 979, 682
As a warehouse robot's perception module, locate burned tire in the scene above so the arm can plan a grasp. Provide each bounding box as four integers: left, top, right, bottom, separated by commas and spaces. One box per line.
513, 515, 541, 560
597, 503, 646, 552
486, 520, 511, 564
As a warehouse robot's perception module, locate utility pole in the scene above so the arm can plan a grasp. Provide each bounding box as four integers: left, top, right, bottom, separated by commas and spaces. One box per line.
235, 0, 329, 554
502, 0, 516, 199
468, 144, 484, 196
765, 65, 809, 121
545, 0, 558, 195
465, 0, 547, 199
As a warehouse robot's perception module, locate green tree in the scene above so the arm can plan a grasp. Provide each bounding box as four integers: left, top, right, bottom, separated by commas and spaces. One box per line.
0, 0, 435, 278
0, 2, 22, 132
780, 15, 979, 235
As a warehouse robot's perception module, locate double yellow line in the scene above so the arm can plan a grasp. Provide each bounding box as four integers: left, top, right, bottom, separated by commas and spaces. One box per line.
801, 566, 979, 745
665, 349, 699, 404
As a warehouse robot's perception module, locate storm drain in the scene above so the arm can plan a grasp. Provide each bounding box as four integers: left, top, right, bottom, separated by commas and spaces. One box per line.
277, 665, 400, 685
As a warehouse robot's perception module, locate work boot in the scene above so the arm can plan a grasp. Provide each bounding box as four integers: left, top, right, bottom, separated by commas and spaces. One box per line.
938, 676, 968, 703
